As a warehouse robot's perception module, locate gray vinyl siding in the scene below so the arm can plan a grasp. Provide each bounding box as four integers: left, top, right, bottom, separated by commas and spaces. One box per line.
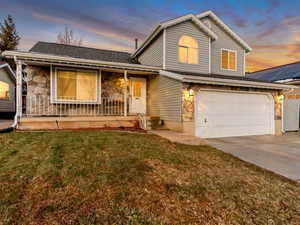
159, 75, 182, 121
201, 17, 245, 76
138, 32, 163, 67
165, 21, 210, 74
0, 69, 15, 112
147, 75, 160, 116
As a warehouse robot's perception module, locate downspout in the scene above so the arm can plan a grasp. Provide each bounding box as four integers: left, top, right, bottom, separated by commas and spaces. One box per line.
11, 56, 19, 129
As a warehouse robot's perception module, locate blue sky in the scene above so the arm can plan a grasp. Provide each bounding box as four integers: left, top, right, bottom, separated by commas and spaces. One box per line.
1, 0, 300, 71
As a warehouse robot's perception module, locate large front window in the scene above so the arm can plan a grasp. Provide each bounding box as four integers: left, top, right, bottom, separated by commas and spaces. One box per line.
56, 69, 97, 101
0, 81, 9, 100
178, 35, 199, 64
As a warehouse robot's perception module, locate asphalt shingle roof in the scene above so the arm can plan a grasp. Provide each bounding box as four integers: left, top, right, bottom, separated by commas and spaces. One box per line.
248, 61, 300, 82
30, 42, 137, 64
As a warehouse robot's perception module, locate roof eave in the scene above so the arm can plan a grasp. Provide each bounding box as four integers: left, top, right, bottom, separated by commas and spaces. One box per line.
3, 51, 160, 72
160, 70, 295, 90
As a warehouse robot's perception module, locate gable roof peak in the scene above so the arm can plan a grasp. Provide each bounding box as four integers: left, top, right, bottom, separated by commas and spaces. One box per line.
132, 12, 218, 58
196, 10, 252, 52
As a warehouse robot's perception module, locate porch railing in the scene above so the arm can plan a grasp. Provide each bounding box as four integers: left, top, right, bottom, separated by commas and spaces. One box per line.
23, 95, 127, 117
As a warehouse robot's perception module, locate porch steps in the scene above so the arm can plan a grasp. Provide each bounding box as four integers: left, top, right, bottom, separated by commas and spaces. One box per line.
18, 116, 139, 131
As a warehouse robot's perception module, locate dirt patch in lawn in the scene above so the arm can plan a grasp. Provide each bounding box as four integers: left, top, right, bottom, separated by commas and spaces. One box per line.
0, 130, 299, 225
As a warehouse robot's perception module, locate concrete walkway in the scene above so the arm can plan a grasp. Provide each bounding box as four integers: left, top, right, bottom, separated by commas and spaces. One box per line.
151, 130, 300, 182
150, 130, 207, 145
0, 120, 13, 130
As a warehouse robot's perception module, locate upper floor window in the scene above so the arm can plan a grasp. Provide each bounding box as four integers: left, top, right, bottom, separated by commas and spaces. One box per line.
178, 35, 198, 64
0, 81, 9, 100
221, 49, 237, 71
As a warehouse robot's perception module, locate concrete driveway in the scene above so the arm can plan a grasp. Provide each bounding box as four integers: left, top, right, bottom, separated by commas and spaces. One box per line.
206, 133, 300, 182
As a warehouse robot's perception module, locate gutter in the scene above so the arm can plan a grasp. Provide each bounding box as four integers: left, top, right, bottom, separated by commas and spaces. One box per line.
3, 51, 161, 72
11, 56, 19, 130
160, 70, 296, 90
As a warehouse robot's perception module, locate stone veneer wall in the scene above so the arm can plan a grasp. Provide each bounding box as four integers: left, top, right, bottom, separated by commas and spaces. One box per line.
181, 83, 283, 135
24, 66, 129, 116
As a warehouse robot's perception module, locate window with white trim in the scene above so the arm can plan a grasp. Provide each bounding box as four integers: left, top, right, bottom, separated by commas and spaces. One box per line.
55, 68, 98, 102
221, 49, 237, 70
0, 81, 9, 100
178, 35, 199, 64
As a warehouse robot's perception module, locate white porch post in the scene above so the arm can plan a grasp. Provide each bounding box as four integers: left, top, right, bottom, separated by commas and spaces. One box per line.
16, 60, 23, 117
124, 70, 128, 117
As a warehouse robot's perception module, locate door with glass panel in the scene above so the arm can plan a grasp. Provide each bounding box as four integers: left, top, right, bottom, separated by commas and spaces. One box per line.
129, 78, 146, 114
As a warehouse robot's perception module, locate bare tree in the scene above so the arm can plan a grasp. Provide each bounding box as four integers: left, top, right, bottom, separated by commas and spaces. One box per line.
57, 26, 83, 46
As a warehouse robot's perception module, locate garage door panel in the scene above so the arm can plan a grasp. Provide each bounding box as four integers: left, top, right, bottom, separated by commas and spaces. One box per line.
195, 91, 274, 138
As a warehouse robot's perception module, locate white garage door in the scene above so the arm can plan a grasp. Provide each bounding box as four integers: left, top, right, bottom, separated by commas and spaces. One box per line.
195, 91, 275, 138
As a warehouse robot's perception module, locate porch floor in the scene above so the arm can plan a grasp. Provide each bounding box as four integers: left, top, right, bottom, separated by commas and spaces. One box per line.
18, 116, 139, 131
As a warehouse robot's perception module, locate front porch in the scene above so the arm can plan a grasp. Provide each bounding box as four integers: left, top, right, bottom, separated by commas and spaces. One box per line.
15, 60, 159, 130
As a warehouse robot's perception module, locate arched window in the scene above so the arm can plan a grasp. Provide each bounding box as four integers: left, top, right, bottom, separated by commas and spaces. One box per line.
0, 81, 9, 100
178, 35, 199, 64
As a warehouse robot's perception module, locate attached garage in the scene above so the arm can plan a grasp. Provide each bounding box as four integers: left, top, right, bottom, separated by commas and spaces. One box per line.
195, 91, 275, 138
159, 71, 295, 138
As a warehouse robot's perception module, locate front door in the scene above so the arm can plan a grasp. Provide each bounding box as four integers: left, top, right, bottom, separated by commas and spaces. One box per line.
130, 77, 146, 114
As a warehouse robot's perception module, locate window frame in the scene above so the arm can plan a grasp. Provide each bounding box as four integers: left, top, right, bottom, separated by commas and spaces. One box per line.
0, 81, 10, 101
220, 48, 237, 71
52, 67, 101, 104
178, 35, 199, 65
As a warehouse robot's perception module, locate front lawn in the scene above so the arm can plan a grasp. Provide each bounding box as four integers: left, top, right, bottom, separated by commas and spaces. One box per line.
0, 131, 299, 225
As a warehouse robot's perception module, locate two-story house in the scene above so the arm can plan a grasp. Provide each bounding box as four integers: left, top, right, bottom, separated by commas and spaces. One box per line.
2, 10, 294, 138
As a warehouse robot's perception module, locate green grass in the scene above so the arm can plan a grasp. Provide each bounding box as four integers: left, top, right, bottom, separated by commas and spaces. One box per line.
0, 131, 299, 225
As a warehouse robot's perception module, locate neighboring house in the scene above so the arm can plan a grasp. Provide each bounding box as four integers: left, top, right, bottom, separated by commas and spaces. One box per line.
0, 62, 15, 116
250, 62, 300, 132
2, 10, 294, 138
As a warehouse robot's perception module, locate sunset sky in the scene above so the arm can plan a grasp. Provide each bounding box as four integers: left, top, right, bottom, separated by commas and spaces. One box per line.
1, 0, 300, 72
